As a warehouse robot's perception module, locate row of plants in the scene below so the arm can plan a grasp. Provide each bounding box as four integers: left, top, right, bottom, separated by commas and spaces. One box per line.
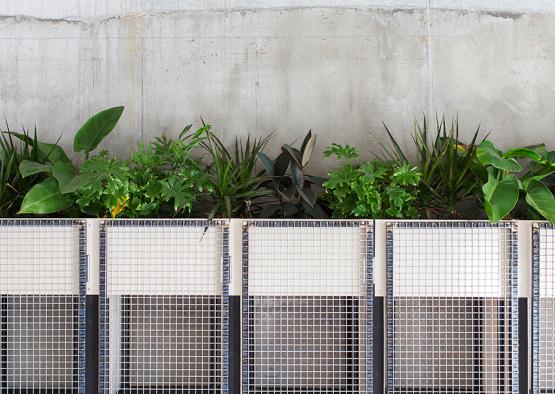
0, 106, 554, 222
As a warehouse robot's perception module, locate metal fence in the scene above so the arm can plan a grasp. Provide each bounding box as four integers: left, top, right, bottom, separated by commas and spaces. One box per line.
0, 219, 86, 393
99, 219, 229, 394
387, 221, 519, 394
242, 220, 373, 394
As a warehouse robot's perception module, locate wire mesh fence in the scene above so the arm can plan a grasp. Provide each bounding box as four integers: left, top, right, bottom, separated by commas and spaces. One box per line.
242, 220, 373, 394
533, 223, 555, 394
387, 221, 519, 394
0, 219, 86, 393
99, 219, 229, 394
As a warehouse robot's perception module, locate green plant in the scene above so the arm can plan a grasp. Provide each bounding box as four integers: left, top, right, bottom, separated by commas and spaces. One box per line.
0, 125, 47, 216
63, 125, 212, 218
323, 144, 421, 218
476, 140, 555, 223
382, 116, 484, 218
258, 131, 326, 218
202, 130, 273, 219
17, 106, 125, 214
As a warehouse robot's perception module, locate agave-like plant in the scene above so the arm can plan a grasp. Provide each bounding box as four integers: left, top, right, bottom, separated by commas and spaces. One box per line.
202, 130, 274, 219
381, 115, 486, 218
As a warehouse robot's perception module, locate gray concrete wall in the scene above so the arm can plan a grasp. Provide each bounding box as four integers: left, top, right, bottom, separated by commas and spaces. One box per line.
0, 1, 554, 173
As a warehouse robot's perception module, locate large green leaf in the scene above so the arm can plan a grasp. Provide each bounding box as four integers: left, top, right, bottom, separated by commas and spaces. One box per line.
18, 178, 72, 214
52, 161, 77, 192
61, 174, 93, 194
523, 165, 555, 187
73, 106, 124, 153
503, 147, 543, 162
37, 142, 71, 163
525, 180, 555, 223
477, 140, 522, 172
19, 160, 52, 178
482, 169, 519, 223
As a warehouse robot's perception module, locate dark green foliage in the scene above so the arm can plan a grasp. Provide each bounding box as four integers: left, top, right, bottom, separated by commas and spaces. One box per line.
258, 131, 327, 218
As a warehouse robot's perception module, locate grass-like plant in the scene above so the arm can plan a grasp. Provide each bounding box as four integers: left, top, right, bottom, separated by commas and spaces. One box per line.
381, 115, 484, 218
0, 125, 52, 216
202, 130, 273, 219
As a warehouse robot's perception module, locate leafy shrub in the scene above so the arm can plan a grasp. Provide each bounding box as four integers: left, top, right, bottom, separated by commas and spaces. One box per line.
17, 106, 125, 214
476, 140, 555, 223
323, 143, 421, 219
258, 131, 326, 218
64, 125, 211, 218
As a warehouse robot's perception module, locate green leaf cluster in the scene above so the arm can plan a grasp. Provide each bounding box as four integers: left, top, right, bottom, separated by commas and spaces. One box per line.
323, 144, 421, 219
477, 140, 555, 223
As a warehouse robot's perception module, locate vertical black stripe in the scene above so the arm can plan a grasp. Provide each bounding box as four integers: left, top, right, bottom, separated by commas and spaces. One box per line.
373, 296, 384, 394
519, 298, 528, 394
85, 296, 99, 394
229, 296, 241, 394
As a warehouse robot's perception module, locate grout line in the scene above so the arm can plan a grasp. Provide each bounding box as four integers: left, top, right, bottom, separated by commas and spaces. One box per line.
426, 0, 433, 120
140, 34, 145, 143
225, 0, 230, 144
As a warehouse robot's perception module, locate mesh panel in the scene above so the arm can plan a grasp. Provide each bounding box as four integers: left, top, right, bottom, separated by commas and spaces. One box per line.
387, 221, 518, 394
99, 219, 229, 394
533, 223, 555, 393
242, 220, 373, 394
0, 220, 85, 393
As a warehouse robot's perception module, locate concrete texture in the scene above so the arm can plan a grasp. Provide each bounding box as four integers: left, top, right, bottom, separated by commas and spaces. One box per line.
0, 1, 553, 172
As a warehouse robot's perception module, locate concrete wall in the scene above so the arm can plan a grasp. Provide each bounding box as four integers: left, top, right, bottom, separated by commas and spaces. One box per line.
0, 1, 554, 173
